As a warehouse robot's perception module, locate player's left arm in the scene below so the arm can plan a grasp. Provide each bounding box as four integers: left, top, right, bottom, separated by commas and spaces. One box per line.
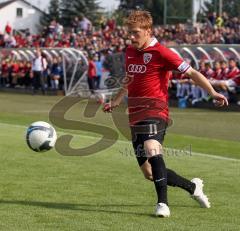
185, 67, 228, 107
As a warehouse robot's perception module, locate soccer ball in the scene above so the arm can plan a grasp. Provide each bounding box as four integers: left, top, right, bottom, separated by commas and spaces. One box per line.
26, 121, 57, 152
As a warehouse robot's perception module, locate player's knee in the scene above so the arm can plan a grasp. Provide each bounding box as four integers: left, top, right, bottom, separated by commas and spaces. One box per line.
144, 139, 163, 157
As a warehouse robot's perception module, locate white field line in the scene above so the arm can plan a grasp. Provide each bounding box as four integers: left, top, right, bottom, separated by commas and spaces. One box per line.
0, 122, 239, 162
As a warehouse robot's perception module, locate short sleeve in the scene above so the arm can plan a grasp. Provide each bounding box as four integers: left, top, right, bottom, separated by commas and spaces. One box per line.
160, 45, 191, 73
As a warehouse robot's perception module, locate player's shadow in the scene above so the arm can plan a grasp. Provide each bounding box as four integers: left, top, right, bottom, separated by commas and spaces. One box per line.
0, 200, 154, 217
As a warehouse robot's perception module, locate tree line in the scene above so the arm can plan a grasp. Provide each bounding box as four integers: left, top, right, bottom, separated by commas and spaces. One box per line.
42, 0, 240, 27
41, 0, 101, 27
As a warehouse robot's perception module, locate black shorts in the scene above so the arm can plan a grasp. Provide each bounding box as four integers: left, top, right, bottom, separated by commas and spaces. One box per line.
130, 118, 168, 167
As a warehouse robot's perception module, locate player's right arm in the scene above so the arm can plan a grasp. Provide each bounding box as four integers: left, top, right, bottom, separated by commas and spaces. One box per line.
103, 87, 127, 113
103, 74, 132, 113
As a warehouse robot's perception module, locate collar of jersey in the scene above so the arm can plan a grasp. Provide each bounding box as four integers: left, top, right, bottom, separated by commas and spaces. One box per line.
138, 37, 158, 51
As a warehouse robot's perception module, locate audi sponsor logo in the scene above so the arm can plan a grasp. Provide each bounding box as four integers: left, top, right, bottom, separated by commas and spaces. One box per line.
128, 64, 147, 73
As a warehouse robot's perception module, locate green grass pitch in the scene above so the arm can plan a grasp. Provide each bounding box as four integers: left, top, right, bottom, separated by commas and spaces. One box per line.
0, 92, 239, 230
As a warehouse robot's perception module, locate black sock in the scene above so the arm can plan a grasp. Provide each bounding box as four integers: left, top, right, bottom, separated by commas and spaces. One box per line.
148, 154, 168, 204
166, 168, 196, 194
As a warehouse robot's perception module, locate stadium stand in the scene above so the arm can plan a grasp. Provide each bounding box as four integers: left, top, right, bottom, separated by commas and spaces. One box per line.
0, 13, 240, 107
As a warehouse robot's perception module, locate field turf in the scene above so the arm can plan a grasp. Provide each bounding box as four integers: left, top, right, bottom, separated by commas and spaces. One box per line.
0, 92, 239, 230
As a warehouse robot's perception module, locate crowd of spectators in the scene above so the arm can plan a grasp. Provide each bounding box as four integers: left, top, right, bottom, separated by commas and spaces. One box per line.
0, 12, 240, 51
0, 11, 240, 105
157, 12, 240, 45
171, 58, 240, 105
0, 55, 64, 92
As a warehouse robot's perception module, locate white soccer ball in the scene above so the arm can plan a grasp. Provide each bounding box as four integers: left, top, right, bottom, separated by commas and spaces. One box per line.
26, 121, 57, 152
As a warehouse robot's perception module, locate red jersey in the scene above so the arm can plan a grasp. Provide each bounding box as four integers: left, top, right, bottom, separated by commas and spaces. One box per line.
205, 68, 214, 79
221, 67, 229, 80
226, 67, 240, 79
88, 60, 96, 78
11, 63, 19, 73
126, 38, 190, 125
5, 24, 12, 34
212, 69, 223, 80
1, 63, 8, 74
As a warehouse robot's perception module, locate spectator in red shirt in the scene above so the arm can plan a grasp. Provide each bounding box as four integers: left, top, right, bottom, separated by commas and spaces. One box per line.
212, 61, 223, 80
87, 55, 97, 95
107, 17, 116, 31
208, 61, 231, 97
24, 61, 32, 88
211, 59, 240, 93
11, 60, 20, 87
208, 61, 224, 86
1, 59, 9, 87
225, 58, 239, 79
204, 62, 214, 79
18, 60, 26, 86
221, 60, 229, 79
5, 22, 12, 34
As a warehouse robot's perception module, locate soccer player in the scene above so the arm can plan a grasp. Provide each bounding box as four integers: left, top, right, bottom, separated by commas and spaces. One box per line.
103, 10, 228, 217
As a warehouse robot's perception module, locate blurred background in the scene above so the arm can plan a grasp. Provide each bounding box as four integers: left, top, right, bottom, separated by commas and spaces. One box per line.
0, 0, 239, 108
